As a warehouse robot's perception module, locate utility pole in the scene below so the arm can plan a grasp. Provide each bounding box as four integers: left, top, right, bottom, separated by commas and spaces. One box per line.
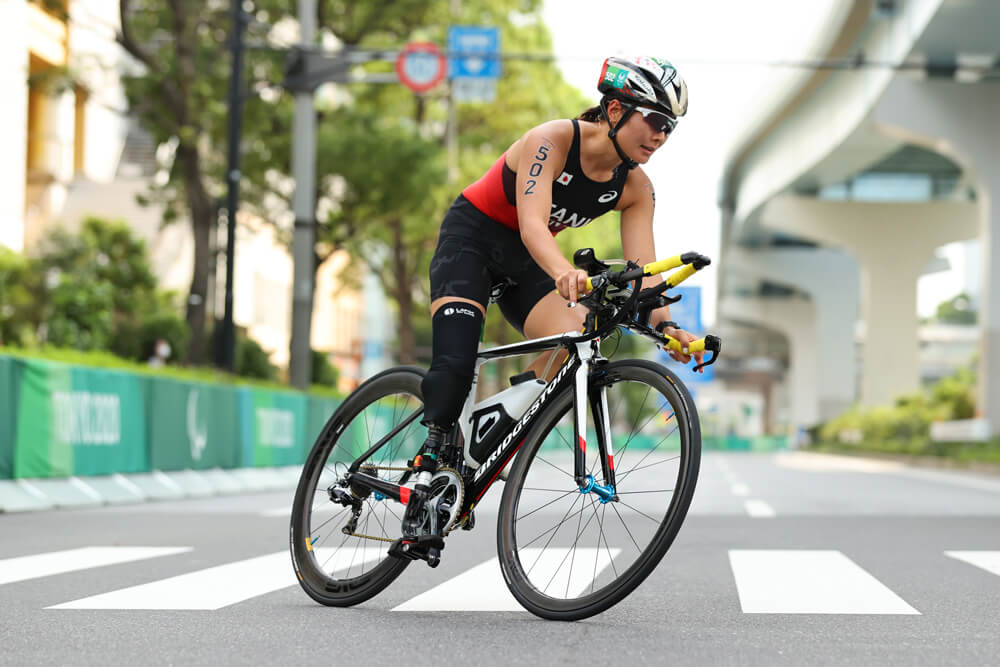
219, 0, 246, 372
446, 0, 460, 183
289, 0, 318, 389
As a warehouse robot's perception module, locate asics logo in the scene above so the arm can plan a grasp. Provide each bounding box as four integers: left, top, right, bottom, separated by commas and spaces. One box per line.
598, 191, 618, 203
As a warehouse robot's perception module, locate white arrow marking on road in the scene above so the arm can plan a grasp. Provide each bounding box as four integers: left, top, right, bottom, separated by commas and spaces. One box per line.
744, 499, 776, 517
48, 548, 385, 610
0, 547, 192, 586
729, 550, 920, 614
393, 548, 620, 612
945, 551, 1000, 578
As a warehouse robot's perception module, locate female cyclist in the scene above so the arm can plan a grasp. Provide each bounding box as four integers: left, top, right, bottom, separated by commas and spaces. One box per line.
418, 55, 703, 468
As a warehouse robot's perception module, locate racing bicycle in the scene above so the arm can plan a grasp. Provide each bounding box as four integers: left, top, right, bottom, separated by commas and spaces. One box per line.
289, 248, 721, 620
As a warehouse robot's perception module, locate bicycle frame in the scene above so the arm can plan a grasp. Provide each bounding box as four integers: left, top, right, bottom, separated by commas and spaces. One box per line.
345, 328, 617, 523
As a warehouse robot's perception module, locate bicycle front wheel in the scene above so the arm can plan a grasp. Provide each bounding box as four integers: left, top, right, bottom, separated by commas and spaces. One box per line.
497, 359, 700, 621
290, 366, 427, 607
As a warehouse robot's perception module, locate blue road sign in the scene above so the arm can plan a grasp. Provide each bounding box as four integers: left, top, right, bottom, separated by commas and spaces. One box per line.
448, 26, 501, 79
668, 286, 703, 334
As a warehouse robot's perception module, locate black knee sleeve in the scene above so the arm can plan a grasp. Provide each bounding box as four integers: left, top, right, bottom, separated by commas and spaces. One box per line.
421, 302, 484, 429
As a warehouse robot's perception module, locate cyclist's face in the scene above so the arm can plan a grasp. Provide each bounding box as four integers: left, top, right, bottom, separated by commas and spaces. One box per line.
625, 108, 673, 163
607, 100, 673, 164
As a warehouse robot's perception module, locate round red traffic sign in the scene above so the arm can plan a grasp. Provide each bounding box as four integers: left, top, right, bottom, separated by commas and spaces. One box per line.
395, 42, 447, 93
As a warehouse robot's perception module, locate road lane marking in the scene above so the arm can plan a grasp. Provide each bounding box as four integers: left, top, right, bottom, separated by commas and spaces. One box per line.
731, 483, 749, 496
774, 452, 904, 474
744, 499, 776, 517
48, 548, 383, 610
729, 550, 920, 614
260, 507, 290, 517
895, 468, 1000, 495
945, 551, 1000, 578
393, 548, 620, 611
0, 547, 192, 586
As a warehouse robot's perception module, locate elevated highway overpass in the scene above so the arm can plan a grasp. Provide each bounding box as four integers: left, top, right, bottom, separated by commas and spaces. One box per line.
717, 0, 999, 437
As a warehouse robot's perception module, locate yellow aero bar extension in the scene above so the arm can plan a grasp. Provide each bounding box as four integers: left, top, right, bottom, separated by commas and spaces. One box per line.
641, 254, 686, 275
582, 252, 709, 292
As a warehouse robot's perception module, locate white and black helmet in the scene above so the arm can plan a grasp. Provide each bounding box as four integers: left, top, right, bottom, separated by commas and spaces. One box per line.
598, 56, 688, 118
595, 56, 688, 169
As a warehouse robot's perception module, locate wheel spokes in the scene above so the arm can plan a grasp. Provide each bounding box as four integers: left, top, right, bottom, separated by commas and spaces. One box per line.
510, 373, 690, 602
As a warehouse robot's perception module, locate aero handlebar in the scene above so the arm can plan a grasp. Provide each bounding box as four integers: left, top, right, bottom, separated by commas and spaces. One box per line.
575, 250, 720, 372
585, 252, 711, 292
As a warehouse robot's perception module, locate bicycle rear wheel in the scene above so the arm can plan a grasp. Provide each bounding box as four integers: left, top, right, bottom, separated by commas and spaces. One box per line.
290, 366, 427, 607
497, 359, 700, 621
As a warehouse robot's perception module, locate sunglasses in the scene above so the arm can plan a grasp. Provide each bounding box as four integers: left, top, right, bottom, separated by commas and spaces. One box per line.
634, 107, 677, 135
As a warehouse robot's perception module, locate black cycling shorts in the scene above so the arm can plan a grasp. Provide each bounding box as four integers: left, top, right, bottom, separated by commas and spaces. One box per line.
429, 195, 555, 335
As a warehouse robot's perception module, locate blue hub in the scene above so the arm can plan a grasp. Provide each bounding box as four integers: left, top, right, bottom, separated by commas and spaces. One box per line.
579, 474, 616, 504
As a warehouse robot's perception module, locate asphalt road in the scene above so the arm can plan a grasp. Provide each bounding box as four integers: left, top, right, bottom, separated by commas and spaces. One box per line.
2, 451, 1000, 666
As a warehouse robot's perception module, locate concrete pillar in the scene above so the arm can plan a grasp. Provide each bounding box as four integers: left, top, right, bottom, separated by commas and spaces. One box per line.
873, 79, 1000, 435
0, 0, 28, 251
721, 294, 817, 434
729, 247, 859, 420
762, 196, 977, 407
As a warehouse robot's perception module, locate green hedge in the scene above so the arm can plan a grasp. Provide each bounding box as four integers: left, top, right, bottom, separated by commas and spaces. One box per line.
808, 366, 998, 461
0, 345, 343, 398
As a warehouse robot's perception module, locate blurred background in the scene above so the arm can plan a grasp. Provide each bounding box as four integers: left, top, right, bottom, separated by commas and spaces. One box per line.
1, 0, 997, 468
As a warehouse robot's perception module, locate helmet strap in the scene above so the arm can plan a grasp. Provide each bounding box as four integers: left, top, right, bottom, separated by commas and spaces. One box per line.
599, 98, 638, 170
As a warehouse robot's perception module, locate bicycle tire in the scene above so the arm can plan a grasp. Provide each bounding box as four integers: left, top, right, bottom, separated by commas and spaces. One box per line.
497, 359, 700, 621
290, 366, 426, 607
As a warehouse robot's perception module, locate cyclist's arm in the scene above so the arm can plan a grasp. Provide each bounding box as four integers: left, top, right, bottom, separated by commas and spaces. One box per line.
619, 169, 703, 368
618, 168, 670, 303
513, 123, 585, 300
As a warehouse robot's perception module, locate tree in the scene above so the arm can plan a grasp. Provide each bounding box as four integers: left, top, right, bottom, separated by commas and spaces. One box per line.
235, 1, 449, 372
325, 111, 448, 364
15, 217, 188, 359
115, 0, 591, 377
0, 248, 41, 347
116, 0, 290, 364
314, 1, 591, 368
935, 292, 977, 325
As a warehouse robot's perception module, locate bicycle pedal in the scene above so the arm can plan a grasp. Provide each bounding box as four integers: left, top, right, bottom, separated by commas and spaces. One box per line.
388, 535, 446, 563
413, 534, 445, 550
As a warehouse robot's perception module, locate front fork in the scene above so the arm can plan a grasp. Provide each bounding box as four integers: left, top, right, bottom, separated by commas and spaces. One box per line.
573, 341, 617, 503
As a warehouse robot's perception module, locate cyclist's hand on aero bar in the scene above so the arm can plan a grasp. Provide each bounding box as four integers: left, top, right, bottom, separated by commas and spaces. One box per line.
661, 325, 706, 373
555, 268, 591, 305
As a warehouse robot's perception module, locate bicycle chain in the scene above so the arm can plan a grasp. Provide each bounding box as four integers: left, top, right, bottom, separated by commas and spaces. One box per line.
341, 466, 466, 543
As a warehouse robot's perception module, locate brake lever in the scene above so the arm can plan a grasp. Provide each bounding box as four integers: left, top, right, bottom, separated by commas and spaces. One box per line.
692, 335, 722, 373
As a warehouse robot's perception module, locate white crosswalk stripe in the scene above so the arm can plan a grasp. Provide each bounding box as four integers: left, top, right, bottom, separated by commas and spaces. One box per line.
945, 551, 1000, 578
49, 552, 296, 610
13, 545, 997, 613
729, 550, 921, 614
45, 547, 380, 610
0, 547, 192, 586
393, 548, 620, 612
48, 548, 386, 610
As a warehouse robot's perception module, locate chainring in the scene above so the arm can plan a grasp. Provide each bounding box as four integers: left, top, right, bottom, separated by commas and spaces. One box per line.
420, 467, 465, 536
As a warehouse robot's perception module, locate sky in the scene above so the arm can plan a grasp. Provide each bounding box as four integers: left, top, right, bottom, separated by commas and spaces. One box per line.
539, 0, 972, 324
